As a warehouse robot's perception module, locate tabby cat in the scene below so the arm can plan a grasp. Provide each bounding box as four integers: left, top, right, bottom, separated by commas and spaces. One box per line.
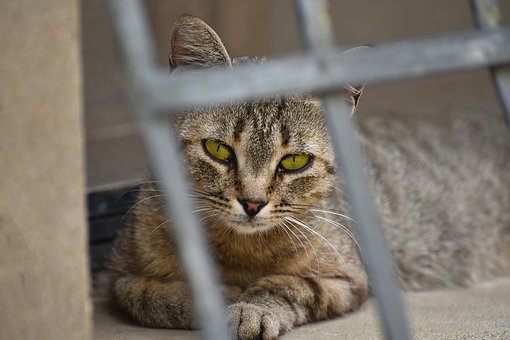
109, 15, 510, 339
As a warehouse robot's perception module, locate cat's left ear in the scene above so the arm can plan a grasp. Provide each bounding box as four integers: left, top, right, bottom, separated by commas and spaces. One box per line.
169, 15, 231, 69
341, 46, 368, 114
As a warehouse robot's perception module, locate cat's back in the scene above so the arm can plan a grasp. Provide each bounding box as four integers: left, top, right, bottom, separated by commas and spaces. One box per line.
358, 110, 510, 290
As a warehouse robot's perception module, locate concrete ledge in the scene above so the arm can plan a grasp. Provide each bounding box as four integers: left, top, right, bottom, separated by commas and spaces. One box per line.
93, 277, 510, 339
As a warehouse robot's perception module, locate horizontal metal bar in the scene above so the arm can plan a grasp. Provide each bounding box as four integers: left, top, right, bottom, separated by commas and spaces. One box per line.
145, 27, 510, 113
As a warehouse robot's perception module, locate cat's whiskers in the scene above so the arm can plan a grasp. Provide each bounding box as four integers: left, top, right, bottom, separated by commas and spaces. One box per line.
282, 219, 320, 276
283, 204, 358, 248
285, 216, 353, 283
257, 227, 267, 245
190, 194, 229, 209
275, 221, 299, 255
192, 207, 214, 214
150, 218, 172, 234
117, 194, 166, 228
288, 203, 355, 222
308, 208, 355, 222
120, 180, 162, 196
288, 204, 353, 220
188, 192, 205, 198
190, 188, 219, 199
187, 190, 234, 218
331, 183, 346, 195
307, 213, 360, 250
137, 180, 162, 185
135, 188, 164, 193
129, 194, 165, 210
215, 224, 235, 244
199, 212, 221, 226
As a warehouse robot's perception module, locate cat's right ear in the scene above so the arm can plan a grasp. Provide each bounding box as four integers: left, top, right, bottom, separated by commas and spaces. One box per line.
169, 15, 231, 69
341, 46, 369, 114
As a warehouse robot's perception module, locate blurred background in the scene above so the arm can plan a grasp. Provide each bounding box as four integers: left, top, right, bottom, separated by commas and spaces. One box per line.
84, 0, 509, 191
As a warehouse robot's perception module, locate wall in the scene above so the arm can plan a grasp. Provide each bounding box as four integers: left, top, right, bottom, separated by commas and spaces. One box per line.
0, 1, 91, 339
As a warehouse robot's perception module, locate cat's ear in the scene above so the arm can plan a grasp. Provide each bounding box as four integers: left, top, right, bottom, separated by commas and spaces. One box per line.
169, 15, 231, 69
341, 46, 369, 114
343, 83, 364, 113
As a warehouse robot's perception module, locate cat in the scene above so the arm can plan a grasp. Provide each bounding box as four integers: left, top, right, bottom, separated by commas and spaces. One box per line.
108, 15, 510, 339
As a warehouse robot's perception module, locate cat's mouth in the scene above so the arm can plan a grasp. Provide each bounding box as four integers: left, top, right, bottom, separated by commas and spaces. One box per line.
225, 215, 274, 234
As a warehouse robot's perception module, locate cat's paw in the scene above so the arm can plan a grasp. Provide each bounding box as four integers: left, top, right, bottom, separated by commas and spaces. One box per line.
227, 302, 290, 340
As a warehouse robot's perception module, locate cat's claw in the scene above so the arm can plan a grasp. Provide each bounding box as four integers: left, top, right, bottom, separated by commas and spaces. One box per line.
227, 302, 290, 340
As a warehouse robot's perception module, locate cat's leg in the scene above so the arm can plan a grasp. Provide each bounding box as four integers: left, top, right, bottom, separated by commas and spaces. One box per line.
111, 275, 242, 329
227, 274, 367, 339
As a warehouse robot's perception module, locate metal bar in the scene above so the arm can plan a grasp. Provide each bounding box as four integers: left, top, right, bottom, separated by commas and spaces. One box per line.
322, 99, 414, 336
471, 0, 501, 27
105, 0, 156, 90
295, 1, 410, 339
145, 27, 510, 112
107, 1, 230, 340
490, 66, 510, 124
295, 0, 334, 49
138, 117, 230, 340
470, 0, 510, 124
323, 98, 411, 339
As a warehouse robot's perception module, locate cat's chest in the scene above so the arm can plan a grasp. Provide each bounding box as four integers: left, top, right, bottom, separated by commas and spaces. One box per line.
210, 234, 307, 286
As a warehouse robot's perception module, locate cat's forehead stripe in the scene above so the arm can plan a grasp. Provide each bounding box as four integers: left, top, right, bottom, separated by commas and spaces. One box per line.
242, 100, 284, 172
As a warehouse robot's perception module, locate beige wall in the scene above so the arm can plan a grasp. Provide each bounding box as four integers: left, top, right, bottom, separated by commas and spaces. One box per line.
0, 1, 91, 339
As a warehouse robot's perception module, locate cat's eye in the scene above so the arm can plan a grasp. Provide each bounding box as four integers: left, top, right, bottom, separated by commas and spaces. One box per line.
203, 139, 233, 163
279, 154, 312, 172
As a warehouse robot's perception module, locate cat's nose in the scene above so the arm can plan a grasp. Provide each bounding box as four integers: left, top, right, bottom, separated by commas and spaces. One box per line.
238, 199, 267, 218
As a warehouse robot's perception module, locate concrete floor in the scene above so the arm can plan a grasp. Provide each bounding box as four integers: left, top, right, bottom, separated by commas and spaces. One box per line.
93, 277, 510, 339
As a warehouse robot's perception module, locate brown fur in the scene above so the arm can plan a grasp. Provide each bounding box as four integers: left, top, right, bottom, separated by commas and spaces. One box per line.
109, 16, 510, 339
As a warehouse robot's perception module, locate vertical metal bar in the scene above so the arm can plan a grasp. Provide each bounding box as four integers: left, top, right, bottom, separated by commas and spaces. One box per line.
295, 0, 334, 49
137, 116, 230, 340
105, 0, 156, 89
107, 1, 230, 339
295, 1, 410, 339
470, 0, 501, 27
322, 97, 411, 340
470, 0, 510, 125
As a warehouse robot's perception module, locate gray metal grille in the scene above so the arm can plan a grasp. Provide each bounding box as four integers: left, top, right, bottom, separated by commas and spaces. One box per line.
106, 1, 510, 339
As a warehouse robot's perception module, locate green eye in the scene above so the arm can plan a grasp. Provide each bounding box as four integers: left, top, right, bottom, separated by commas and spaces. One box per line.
279, 154, 312, 172
203, 139, 233, 162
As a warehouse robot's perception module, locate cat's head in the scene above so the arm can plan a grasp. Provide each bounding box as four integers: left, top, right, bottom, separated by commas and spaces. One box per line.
170, 16, 362, 234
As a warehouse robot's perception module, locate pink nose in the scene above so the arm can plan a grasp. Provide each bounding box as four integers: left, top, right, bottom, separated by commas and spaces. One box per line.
239, 199, 267, 218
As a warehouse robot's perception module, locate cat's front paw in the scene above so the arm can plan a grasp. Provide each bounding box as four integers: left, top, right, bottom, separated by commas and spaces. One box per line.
227, 302, 290, 340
